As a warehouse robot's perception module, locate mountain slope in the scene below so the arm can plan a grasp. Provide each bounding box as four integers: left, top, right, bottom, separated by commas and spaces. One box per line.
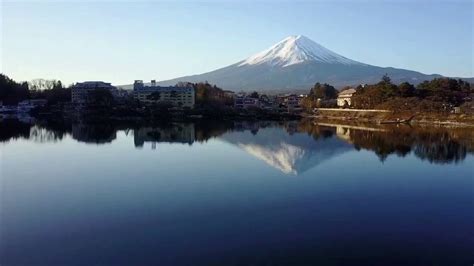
143, 35, 444, 91
238, 35, 364, 67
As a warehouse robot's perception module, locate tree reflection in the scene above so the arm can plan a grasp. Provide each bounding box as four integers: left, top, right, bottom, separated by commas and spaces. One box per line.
0, 119, 31, 142
302, 120, 474, 164
1, 118, 472, 164
72, 123, 117, 144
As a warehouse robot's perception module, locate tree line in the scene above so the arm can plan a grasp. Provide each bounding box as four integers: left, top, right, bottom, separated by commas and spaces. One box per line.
2, 72, 472, 114
301, 82, 339, 110
0, 74, 71, 105
301, 75, 472, 112
0, 74, 29, 104
352, 75, 472, 111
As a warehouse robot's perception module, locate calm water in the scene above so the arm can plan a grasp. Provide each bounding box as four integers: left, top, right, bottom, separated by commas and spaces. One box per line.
1, 119, 473, 266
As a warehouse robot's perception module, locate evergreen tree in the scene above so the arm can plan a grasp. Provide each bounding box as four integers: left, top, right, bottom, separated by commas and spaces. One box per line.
0, 74, 30, 104
398, 82, 415, 97
309, 83, 337, 100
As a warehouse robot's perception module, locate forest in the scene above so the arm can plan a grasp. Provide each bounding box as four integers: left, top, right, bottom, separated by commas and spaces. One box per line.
302, 75, 472, 112
0, 74, 71, 105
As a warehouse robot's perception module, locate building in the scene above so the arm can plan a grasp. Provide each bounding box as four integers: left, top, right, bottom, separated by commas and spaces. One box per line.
234, 94, 260, 109
234, 95, 245, 109
277, 94, 303, 113
259, 94, 278, 110
71, 81, 118, 106
286, 94, 302, 112
17, 99, 48, 113
223, 90, 235, 99
133, 80, 195, 108
337, 88, 356, 107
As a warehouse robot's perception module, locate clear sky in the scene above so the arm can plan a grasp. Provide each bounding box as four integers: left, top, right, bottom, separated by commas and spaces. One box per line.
1, 0, 473, 85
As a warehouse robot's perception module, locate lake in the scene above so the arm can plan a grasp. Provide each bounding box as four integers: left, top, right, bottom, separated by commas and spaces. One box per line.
1, 118, 473, 265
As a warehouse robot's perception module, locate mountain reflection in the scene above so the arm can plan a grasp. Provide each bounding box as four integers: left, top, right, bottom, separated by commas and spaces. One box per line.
1, 117, 473, 170
221, 121, 352, 174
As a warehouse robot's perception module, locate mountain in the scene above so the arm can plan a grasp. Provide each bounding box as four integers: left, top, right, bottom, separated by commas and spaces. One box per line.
237, 35, 364, 68
130, 35, 450, 91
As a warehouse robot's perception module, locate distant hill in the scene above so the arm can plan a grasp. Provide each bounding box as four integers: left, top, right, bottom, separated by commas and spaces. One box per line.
120, 35, 471, 92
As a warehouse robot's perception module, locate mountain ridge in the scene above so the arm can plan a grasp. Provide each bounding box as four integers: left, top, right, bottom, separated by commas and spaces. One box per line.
120, 35, 470, 91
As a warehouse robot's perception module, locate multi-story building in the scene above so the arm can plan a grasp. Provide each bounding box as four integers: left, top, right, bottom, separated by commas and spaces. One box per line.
71, 81, 118, 106
133, 80, 195, 108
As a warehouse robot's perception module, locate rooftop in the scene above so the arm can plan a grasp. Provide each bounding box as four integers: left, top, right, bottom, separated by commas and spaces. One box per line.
134, 86, 194, 93
73, 81, 114, 88
338, 88, 356, 96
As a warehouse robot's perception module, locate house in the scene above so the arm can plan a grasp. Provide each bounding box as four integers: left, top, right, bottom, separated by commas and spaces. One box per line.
234, 94, 245, 109
133, 80, 195, 108
223, 90, 235, 99
71, 81, 118, 106
0, 105, 17, 113
243, 97, 260, 108
30, 99, 48, 107
234, 94, 260, 109
277, 94, 303, 113
17, 99, 48, 113
259, 94, 277, 110
286, 94, 303, 113
337, 88, 356, 107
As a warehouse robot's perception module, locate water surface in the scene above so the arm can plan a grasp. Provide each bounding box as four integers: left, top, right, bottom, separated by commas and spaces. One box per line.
1, 119, 473, 265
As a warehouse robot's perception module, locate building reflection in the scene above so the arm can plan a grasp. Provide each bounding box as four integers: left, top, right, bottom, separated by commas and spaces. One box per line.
134, 123, 195, 148
220, 121, 352, 174
72, 123, 117, 144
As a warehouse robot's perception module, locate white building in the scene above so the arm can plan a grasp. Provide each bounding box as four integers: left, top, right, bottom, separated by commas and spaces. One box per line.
71, 81, 117, 106
17, 99, 48, 113
337, 88, 356, 107
133, 80, 195, 108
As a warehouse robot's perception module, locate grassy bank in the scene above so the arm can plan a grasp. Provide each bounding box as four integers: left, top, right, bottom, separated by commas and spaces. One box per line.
309, 109, 474, 127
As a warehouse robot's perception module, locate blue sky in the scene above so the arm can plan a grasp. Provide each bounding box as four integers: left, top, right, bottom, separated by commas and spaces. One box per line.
1, 0, 473, 85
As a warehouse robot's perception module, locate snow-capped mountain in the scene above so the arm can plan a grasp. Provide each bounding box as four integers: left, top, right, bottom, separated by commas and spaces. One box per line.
139, 35, 444, 91
239, 35, 363, 67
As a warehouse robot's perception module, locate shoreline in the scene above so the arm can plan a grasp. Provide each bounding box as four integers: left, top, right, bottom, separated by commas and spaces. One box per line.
306, 109, 474, 128
3, 109, 474, 128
